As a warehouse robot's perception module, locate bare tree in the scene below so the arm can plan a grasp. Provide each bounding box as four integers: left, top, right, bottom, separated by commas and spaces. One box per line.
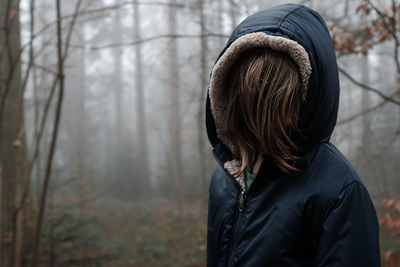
114, 0, 124, 152
133, 0, 150, 194
31, 0, 82, 265
0, 0, 28, 265
198, 0, 208, 208
169, 0, 183, 216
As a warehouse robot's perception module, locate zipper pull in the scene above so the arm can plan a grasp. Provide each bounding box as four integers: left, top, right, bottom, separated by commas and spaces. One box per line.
239, 190, 246, 212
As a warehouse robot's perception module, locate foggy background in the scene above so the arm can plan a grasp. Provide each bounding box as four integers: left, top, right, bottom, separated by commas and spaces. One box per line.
1, 0, 399, 266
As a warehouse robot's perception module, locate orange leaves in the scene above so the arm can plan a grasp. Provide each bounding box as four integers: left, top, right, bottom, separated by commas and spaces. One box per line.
360, 43, 371, 55
391, 4, 400, 13
384, 250, 392, 260
380, 199, 400, 264
396, 74, 400, 84
330, 2, 398, 56
331, 24, 372, 55
383, 199, 400, 213
370, 19, 383, 35
379, 30, 393, 42
8, 9, 17, 20
332, 27, 357, 51
356, 3, 372, 15
13, 139, 21, 148
380, 213, 400, 241
380, 199, 400, 243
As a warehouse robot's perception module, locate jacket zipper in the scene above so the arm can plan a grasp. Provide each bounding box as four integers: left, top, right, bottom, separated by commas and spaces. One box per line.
227, 189, 246, 267
211, 149, 248, 266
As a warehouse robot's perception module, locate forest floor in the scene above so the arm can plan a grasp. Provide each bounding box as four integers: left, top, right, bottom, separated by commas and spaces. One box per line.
92, 197, 400, 267
90, 197, 208, 266
43, 195, 399, 266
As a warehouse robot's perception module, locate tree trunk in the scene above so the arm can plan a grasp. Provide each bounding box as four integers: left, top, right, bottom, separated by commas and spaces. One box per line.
133, 0, 151, 196
0, 0, 28, 266
32, 0, 81, 263
64, 21, 86, 185
198, 0, 208, 209
111, 0, 128, 199
114, 0, 123, 152
168, 0, 183, 217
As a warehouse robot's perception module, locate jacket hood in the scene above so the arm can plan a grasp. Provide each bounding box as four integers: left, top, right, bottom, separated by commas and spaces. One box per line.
205, 4, 340, 187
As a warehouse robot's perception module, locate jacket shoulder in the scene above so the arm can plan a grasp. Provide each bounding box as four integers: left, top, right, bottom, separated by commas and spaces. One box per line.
302, 142, 377, 233
305, 142, 365, 195
307, 145, 381, 266
300, 142, 371, 221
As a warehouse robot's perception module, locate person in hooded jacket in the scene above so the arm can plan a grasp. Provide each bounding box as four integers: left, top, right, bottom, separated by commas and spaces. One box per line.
205, 3, 381, 267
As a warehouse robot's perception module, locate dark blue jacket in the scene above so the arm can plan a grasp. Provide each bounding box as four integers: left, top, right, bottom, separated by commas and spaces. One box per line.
205, 4, 381, 267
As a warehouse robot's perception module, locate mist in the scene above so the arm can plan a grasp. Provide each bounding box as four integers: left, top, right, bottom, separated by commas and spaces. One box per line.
1, 0, 399, 265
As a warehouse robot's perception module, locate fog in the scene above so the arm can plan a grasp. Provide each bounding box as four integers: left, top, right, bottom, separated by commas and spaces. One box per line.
1, 0, 399, 265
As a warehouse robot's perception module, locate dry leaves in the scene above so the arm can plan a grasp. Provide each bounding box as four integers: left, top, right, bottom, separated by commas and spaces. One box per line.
330, 2, 399, 56
13, 139, 21, 148
8, 9, 17, 20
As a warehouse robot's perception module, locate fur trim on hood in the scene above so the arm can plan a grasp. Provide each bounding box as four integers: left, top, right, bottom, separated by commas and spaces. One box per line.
208, 32, 311, 187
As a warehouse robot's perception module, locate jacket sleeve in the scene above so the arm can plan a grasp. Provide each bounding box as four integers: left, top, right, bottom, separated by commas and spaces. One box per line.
314, 182, 381, 266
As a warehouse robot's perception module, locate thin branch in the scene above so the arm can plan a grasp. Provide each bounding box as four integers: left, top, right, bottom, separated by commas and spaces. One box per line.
87, 33, 229, 50
336, 93, 396, 125
15, 0, 36, 136
365, 0, 400, 73
62, 1, 83, 59
14, 76, 58, 230
390, 0, 400, 73
18, 0, 187, 54
75, 0, 186, 13
31, 0, 82, 266
20, 61, 57, 75
0, 0, 22, 263
10, 0, 36, 264
338, 66, 400, 106
0, 0, 17, 121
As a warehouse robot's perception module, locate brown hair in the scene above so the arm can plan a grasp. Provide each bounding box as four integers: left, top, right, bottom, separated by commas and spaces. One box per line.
223, 47, 304, 176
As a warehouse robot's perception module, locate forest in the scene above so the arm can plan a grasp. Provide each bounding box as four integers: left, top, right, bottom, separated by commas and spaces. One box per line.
0, 0, 399, 266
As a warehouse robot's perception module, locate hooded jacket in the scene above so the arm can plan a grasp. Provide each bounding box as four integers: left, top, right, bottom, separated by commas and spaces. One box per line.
205, 4, 381, 267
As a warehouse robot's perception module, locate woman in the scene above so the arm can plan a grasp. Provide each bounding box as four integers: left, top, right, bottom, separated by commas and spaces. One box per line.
205, 3, 381, 267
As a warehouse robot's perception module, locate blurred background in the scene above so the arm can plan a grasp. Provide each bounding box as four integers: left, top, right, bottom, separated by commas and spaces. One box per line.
0, 0, 399, 266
